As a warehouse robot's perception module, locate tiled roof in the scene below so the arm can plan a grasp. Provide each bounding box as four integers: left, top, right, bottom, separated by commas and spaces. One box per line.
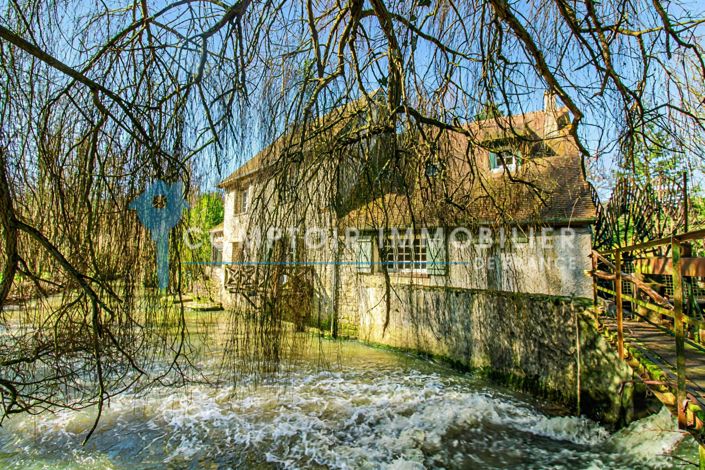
339, 154, 595, 228
218, 100, 595, 227
217, 144, 271, 189
218, 92, 384, 189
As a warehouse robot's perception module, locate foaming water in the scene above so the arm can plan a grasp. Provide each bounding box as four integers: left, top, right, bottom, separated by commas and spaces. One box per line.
0, 337, 698, 469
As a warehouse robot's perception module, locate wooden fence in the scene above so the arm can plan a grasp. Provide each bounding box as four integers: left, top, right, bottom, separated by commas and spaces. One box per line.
590, 228, 705, 428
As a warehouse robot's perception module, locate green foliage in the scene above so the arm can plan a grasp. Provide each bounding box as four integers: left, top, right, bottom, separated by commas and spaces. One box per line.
606, 125, 705, 249
692, 195, 705, 221
621, 126, 685, 184
195, 192, 225, 230
630, 127, 705, 231
183, 191, 224, 264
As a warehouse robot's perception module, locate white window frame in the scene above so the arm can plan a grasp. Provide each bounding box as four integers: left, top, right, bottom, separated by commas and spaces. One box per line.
355, 237, 373, 273
239, 187, 249, 214
490, 148, 520, 173
384, 234, 428, 274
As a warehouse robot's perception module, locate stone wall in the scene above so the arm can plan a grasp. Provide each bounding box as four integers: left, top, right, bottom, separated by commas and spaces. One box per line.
217, 198, 628, 423
349, 284, 634, 426
447, 227, 593, 298
335, 227, 593, 301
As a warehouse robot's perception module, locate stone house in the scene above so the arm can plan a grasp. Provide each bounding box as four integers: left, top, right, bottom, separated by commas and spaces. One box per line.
209, 98, 638, 425
213, 95, 596, 336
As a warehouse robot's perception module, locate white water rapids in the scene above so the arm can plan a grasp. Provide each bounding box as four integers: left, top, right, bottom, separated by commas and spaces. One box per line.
0, 318, 699, 469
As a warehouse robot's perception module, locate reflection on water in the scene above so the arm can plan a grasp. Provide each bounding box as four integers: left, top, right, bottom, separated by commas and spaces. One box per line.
0, 311, 699, 469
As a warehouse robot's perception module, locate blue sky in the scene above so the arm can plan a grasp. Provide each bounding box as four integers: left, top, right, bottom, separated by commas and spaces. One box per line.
3, 0, 703, 201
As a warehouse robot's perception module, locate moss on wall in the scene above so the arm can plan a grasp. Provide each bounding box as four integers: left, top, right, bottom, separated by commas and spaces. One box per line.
347, 285, 636, 427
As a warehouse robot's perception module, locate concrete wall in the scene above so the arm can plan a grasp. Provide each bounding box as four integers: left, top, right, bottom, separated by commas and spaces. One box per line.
352, 284, 634, 426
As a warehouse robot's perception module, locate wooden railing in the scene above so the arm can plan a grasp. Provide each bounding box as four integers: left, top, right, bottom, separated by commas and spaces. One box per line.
224, 263, 314, 296
224, 263, 315, 330
590, 228, 705, 428
224, 264, 265, 294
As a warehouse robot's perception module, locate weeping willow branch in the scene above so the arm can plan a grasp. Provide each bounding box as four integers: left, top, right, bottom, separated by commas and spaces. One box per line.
0, 0, 703, 435
0, 151, 18, 307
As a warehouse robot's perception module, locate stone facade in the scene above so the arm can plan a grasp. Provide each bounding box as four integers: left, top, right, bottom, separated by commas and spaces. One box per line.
339, 226, 593, 297
348, 284, 633, 425
334, 225, 592, 330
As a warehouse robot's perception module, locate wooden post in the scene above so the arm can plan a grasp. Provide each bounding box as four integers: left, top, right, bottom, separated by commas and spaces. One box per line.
573, 300, 581, 416
591, 251, 598, 310
673, 238, 687, 429
683, 171, 689, 233
615, 250, 624, 360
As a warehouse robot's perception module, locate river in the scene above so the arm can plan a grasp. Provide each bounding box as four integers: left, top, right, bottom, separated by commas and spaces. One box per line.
0, 310, 700, 469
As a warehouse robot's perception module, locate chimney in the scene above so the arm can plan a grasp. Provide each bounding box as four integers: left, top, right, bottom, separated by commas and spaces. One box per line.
543, 90, 558, 138
543, 90, 557, 114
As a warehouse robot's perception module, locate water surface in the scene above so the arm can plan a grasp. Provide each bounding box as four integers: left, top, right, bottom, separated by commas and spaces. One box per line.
0, 311, 698, 469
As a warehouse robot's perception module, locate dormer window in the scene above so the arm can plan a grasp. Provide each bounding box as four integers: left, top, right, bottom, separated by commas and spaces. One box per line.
489, 148, 520, 173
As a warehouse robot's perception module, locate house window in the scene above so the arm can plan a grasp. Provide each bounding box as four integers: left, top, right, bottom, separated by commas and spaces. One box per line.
425, 161, 440, 178
231, 242, 243, 262
281, 177, 297, 203
489, 148, 520, 172
384, 235, 427, 273
211, 245, 223, 264
355, 237, 373, 273
285, 236, 298, 264
236, 187, 249, 214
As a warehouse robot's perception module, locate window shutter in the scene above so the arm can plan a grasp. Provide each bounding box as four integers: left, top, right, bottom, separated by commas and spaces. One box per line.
427, 234, 447, 275
356, 237, 373, 273
489, 151, 498, 170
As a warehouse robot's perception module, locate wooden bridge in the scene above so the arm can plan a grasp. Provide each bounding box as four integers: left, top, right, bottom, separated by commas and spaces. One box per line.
590, 228, 705, 462
224, 263, 314, 295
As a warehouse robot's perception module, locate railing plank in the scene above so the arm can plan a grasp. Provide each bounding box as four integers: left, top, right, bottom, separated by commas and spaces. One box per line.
596, 286, 704, 328
615, 251, 624, 360
598, 228, 705, 255
591, 252, 598, 309
592, 251, 672, 309
635, 257, 705, 277
673, 238, 687, 429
